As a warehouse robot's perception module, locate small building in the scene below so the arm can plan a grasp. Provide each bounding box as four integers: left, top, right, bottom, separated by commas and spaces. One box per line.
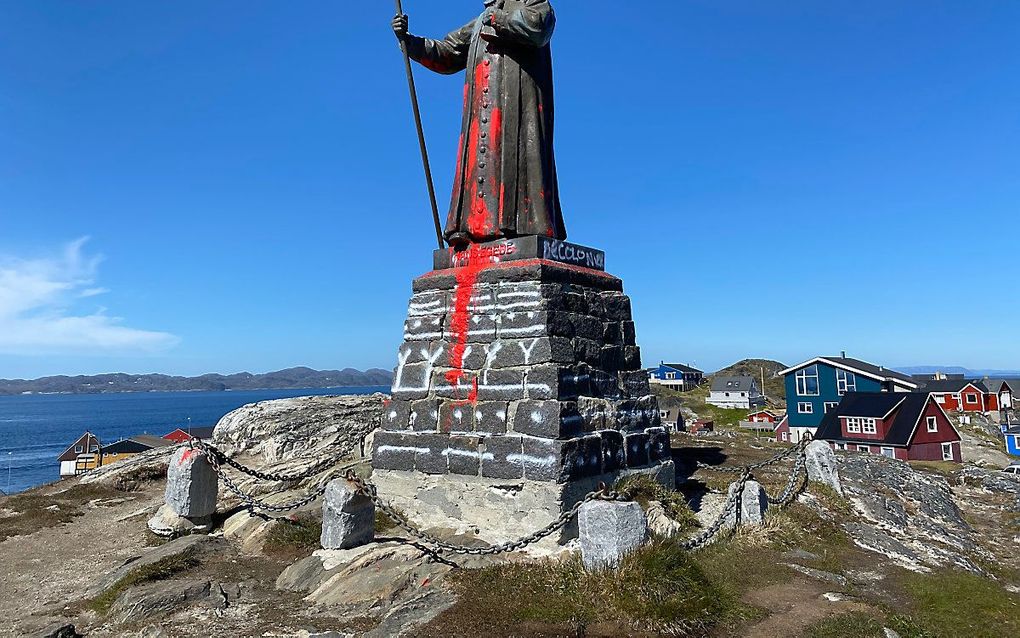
163, 426, 216, 444
99, 435, 175, 467
649, 363, 704, 392
815, 392, 962, 462
780, 354, 918, 443
1004, 426, 1020, 457
987, 379, 1020, 412
690, 419, 715, 434
707, 376, 765, 409
923, 379, 996, 413
774, 415, 792, 443
57, 431, 102, 477
746, 409, 783, 424
658, 407, 685, 432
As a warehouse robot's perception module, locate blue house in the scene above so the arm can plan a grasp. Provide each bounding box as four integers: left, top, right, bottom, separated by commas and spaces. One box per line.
1005, 426, 1020, 457
779, 354, 918, 443
648, 362, 704, 392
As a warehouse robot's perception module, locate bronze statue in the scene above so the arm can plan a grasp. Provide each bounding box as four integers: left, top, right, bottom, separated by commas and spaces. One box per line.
393, 1, 565, 249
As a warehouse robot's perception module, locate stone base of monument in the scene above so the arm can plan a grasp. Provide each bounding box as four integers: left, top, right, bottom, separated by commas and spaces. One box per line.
149, 447, 219, 537
371, 239, 674, 547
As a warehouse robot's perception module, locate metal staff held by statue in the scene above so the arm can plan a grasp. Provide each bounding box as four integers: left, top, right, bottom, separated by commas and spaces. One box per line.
394, 0, 445, 250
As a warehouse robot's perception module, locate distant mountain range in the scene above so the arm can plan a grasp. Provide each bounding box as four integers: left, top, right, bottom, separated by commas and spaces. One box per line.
0, 367, 394, 396
895, 366, 1020, 378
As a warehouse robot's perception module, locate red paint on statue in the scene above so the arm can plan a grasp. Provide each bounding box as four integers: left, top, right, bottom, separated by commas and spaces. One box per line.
445, 245, 487, 398
178, 449, 196, 466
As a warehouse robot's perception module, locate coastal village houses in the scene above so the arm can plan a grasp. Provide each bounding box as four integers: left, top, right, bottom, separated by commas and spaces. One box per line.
163, 426, 216, 444
98, 435, 175, 467
57, 432, 102, 477
707, 376, 765, 409
814, 392, 963, 462
922, 379, 998, 412
777, 354, 919, 443
648, 362, 704, 392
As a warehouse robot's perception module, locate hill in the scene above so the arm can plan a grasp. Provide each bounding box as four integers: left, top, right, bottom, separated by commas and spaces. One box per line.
712, 358, 788, 400
0, 366, 393, 396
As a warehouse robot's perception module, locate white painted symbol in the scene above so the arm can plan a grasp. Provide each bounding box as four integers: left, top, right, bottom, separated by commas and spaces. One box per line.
530, 410, 543, 423
520, 339, 539, 365
484, 342, 503, 369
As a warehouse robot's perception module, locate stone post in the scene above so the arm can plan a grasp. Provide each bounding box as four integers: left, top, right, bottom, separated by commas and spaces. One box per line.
578, 500, 648, 571
148, 447, 218, 537
725, 480, 768, 528
804, 440, 843, 495
321, 479, 376, 550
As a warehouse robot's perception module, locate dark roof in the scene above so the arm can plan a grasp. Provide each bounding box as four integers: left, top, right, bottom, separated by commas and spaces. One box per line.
815, 392, 935, 446
662, 363, 703, 374
988, 378, 1020, 393
57, 431, 101, 462
823, 357, 916, 385
922, 379, 989, 393
101, 435, 174, 455
711, 376, 757, 393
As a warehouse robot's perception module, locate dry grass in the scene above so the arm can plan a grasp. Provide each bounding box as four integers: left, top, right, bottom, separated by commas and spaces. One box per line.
86, 547, 201, 616
0, 483, 124, 543
616, 474, 700, 537
263, 516, 322, 561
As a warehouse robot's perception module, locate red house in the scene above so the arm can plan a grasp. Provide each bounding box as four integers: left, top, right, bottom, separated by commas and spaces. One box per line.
815, 392, 962, 462
163, 426, 216, 443
746, 409, 782, 424
923, 379, 997, 413
774, 415, 792, 443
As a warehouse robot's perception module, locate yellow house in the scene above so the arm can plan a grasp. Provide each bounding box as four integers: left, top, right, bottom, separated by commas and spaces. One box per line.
98, 435, 175, 467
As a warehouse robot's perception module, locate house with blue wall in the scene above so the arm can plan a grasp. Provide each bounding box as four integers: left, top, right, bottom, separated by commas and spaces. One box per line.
1005, 426, 1020, 457
779, 354, 918, 443
648, 362, 704, 392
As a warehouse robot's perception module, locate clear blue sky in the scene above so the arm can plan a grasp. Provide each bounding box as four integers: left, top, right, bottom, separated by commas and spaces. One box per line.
1, 1, 1018, 379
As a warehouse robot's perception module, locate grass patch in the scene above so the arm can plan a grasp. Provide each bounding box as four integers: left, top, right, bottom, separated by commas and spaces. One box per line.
616, 474, 700, 536
375, 509, 400, 534
431, 537, 738, 636
87, 548, 201, 616
908, 460, 960, 479
263, 516, 322, 561
806, 611, 885, 638
652, 385, 749, 429
0, 484, 123, 543
893, 569, 1020, 637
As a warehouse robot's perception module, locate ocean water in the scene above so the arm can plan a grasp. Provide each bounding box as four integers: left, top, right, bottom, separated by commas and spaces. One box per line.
0, 387, 388, 495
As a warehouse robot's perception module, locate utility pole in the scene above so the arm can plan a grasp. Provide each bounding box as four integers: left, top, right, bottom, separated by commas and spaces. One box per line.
187, 416, 192, 437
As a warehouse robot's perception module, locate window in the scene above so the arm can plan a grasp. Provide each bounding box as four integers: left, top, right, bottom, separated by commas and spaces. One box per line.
941, 442, 954, 461
836, 370, 857, 396
798, 402, 813, 414
665, 372, 676, 380
89, 445, 99, 453
835, 443, 848, 450
74, 445, 83, 453
880, 447, 896, 458
796, 365, 820, 396
824, 402, 839, 413
857, 445, 870, 452
846, 417, 860, 433
965, 393, 978, 404
862, 418, 877, 434
935, 395, 946, 404
1014, 436, 1020, 450
846, 417, 876, 434
741, 392, 746, 397
926, 416, 938, 433
781, 432, 789, 442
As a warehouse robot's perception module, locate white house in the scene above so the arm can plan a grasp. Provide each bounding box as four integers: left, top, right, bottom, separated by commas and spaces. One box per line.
708, 376, 765, 409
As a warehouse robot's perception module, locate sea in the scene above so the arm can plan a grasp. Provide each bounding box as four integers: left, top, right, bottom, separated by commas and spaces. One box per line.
0, 386, 388, 495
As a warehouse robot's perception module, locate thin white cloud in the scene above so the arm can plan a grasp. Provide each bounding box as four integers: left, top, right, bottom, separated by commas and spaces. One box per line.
0, 238, 179, 354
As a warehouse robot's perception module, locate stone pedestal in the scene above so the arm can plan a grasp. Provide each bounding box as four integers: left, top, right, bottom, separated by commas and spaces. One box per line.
371, 239, 672, 545
321, 479, 375, 550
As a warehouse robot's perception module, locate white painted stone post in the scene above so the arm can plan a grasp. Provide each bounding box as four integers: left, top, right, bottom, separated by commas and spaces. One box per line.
578, 500, 648, 571
725, 480, 768, 528
320, 479, 376, 550
166, 447, 218, 519
804, 440, 843, 496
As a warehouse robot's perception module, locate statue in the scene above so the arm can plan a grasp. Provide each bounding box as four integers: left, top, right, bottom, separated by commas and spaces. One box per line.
393, 1, 565, 249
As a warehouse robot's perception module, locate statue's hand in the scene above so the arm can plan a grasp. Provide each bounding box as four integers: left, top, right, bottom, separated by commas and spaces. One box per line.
392, 14, 409, 40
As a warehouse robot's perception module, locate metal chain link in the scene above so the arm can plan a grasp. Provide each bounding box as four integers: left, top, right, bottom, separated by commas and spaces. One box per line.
767, 447, 808, 506
678, 470, 751, 551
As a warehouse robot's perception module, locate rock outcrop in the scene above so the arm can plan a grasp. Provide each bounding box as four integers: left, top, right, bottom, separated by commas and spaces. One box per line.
836, 452, 983, 572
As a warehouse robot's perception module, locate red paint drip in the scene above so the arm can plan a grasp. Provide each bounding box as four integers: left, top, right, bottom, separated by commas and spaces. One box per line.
445, 245, 488, 401
178, 449, 196, 466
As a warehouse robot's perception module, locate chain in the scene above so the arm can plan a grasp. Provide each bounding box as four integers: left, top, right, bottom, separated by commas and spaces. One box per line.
679, 470, 751, 551
767, 447, 808, 506
344, 471, 629, 555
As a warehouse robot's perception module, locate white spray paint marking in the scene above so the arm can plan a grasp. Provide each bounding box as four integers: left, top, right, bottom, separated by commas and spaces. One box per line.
520, 339, 539, 365
378, 445, 431, 455
484, 342, 503, 368
507, 453, 558, 468
441, 448, 495, 461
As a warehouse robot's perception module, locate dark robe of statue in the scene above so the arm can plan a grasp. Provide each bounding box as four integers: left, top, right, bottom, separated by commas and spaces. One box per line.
403, 0, 565, 247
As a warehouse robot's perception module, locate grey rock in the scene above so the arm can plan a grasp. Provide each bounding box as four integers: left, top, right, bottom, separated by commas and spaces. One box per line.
884, 628, 903, 638
321, 479, 375, 550
89, 535, 225, 597
784, 563, 848, 587
165, 447, 218, 519
146, 503, 212, 537
782, 548, 822, 561
805, 440, 844, 495
726, 480, 768, 527
578, 500, 648, 570
110, 579, 219, 624
31, 624, 83, 638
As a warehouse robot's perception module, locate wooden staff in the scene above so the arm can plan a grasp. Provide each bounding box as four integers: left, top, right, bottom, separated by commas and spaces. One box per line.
395, 0, 445, 250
